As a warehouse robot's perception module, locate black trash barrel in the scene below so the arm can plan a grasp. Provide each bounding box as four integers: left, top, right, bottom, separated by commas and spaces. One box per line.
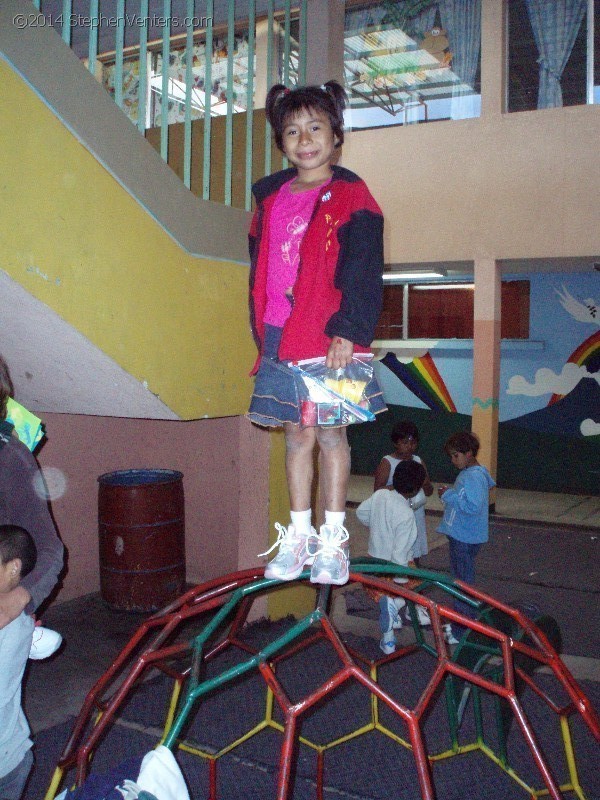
98, 469, 185, 612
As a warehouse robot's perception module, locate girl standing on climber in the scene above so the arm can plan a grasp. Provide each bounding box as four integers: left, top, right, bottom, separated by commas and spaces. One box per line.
248, 80, 385, 585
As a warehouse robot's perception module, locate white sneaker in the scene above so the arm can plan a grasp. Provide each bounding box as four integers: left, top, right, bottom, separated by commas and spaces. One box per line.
29, 626, 63, 660
443, 624, 459, 646
379, 596, 405, 631
259, 523, 317, 581
405, 605, 431, 627
310, 525, 350, 585
380, 634, 396, 655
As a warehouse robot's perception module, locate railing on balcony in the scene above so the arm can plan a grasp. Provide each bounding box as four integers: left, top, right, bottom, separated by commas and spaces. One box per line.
32, 0, 307, 211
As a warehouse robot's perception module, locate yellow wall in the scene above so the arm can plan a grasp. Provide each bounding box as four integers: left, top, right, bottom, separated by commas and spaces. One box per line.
0, 61, 255, 420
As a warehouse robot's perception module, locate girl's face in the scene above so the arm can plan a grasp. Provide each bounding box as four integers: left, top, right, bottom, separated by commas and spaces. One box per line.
281, 108, 338, 179
394, 435, 418, 459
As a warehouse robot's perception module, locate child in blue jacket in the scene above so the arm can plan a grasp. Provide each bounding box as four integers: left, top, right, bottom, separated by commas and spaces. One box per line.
437, 431, 495, 645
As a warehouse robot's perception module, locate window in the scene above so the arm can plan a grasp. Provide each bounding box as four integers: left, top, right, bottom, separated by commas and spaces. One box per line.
344, 0, 482, 130
375, 280, 530, 339
507, 0, 599, 112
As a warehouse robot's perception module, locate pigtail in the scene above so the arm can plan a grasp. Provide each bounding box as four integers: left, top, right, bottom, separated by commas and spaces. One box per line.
265, 84, 289, 128
322, 80, 347, 117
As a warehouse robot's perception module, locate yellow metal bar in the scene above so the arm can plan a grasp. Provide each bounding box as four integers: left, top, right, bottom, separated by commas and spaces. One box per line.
559, 715, 586, 800
321, 722, 376, 751
44, 767, 64, 800
375, 722, 412, 749
159, 678, 183, 743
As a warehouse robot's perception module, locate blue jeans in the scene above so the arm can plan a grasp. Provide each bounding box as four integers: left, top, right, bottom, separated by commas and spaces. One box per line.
0, 749, 33, 800
448, 537, 482, 636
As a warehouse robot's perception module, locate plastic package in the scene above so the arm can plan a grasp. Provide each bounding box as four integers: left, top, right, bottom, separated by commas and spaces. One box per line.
289, 356, 377, 427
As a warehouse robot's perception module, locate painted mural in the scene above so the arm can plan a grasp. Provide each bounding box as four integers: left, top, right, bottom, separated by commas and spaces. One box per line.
349, 271, 599, 494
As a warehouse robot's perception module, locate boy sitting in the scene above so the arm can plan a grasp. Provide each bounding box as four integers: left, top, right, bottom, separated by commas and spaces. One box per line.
356, 460, 429, 654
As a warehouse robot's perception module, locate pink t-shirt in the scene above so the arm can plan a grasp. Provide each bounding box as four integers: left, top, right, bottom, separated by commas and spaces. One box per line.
264, 179, 324, 327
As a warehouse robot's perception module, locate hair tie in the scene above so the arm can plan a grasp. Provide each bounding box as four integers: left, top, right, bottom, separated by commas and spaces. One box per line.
320, 84, 327, 92
284, 87, 291, 95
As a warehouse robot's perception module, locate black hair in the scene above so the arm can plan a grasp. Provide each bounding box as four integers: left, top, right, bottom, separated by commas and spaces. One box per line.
0, 354, 13, 422
392, 460, 426, 497
265, 80, 346, 152
0, 524, 37, 578
444, 431, 480, 457
390, 421, 419, 444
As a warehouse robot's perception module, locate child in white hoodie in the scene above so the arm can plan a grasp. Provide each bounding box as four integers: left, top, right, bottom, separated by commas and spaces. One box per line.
356, 460, 428, 654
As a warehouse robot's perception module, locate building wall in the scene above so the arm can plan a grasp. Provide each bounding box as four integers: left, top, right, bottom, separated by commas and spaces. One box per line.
0, 58, 255, 421
349, 270, 599, 494
340, 105, 600, 266
35, 413, 270, 604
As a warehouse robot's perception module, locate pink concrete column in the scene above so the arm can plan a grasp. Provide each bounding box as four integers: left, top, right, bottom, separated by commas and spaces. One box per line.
472, 258, 501, 496
304, 0, 345, 85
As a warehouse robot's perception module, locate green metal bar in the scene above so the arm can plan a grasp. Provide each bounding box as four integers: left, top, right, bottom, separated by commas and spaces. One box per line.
298, 0, 307, 85
283, 0, 291, 87
164, 610, 321, 748
61, 0, 72, 45
32, 0, 40, 9
137, 0, 149, 134
472, 683, 484, 743
224, 0, 235, 205
245, 0, 256, 210
444, 675, 460, 750
87, 0, 99, 74
203, 0, 214, 200
160, 0, 172, 162
264, 0, 274, 176
114, 0, 125, 109
183, 0, 194, 188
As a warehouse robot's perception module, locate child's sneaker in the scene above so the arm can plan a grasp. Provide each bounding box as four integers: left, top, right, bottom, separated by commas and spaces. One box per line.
443, 624, 459, 646
405, 605, 431, 627
259, 523, 317, 581
310, 525, 350, 585
29, 626, 62, 660
379, 596, 405, 632
380, 634, 397, 655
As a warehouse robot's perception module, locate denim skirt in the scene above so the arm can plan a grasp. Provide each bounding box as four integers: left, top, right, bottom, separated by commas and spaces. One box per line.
247, 325, 387, 428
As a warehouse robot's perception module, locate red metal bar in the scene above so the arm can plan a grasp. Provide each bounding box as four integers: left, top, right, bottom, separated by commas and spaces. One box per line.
406, 716, 436, 800
413, 660, 449, 720
507, 694, 564, 800
209, 757, 217, 800
316, 750, 324, 800
276, 715, 298, 800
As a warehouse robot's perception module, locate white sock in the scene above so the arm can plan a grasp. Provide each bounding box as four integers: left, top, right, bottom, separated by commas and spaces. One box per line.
324, 510, 346, 528
290, 509, 312, 536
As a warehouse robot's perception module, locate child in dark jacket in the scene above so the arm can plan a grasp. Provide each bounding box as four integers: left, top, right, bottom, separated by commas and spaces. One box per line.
437, 431, 495, 644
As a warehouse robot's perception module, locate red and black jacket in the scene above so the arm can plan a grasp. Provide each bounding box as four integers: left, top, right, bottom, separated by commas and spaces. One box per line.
249, 165, 384, 373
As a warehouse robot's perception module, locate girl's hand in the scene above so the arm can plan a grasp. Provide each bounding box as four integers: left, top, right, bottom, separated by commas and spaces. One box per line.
326, 336, 354, 370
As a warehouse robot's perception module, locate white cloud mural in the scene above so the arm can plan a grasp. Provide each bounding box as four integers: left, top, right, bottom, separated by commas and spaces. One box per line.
580, 418, 600, 437
507, 363, 600, 397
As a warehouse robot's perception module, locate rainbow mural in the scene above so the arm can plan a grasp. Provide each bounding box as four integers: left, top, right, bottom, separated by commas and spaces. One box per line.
548, 329, 600, 405
381, 352, 457, 412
